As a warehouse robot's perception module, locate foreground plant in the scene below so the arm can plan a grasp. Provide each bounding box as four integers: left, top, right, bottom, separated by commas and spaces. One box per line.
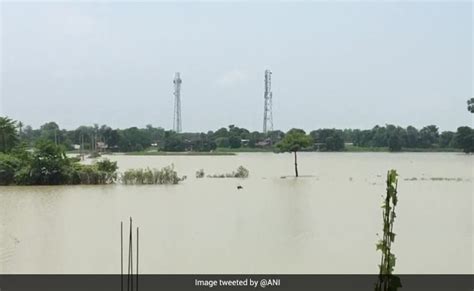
375, 169, 402, 291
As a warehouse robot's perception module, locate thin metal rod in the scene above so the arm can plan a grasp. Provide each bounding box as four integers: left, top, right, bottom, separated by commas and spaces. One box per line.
127, 218, 132, 291
121, 221, 123, 291
136, 227, 139, 291
130, 217, 133, 291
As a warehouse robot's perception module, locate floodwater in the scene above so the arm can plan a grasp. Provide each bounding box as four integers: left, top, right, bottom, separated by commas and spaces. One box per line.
0, 153, 472, 274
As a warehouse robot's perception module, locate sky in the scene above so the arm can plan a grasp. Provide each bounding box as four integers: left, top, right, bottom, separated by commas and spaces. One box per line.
0, 1, 472, 132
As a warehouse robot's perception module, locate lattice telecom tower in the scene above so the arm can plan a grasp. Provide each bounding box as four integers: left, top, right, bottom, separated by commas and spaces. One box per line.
173, 72, 182, 133
263, 70, 273, 133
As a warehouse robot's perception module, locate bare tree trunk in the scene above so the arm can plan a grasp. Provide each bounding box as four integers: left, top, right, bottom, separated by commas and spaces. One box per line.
294, 151, 298, 177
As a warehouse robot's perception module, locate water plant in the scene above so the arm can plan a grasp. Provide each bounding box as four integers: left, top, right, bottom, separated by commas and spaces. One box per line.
195, 169, 205, 178
375, 169, 402, 291
207, 166, 249, 178
121, 165, 183, 185
234, 166, 249, 178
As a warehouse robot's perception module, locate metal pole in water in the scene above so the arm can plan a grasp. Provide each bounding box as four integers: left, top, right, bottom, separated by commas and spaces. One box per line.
127, 218, 132, 291
136, 227, 139, 291
130, 217, 133, 291
121, 221, 123, 291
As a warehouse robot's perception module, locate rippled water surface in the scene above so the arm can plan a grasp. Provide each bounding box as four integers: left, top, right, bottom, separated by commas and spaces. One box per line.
0, 153, 472, 274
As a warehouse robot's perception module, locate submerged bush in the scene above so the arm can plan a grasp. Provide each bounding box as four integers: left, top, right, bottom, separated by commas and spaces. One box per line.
71, 159, 118, 185
195, 169, 205, 178
121, 165, 183, 185
234, 166, 249, 178
207, 166, 249, 178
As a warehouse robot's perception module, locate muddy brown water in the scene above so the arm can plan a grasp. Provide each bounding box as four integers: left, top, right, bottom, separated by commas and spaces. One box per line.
0, 152, 472, 274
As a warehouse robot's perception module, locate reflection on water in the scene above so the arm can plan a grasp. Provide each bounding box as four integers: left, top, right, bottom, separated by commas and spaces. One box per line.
0, 153, 472, 274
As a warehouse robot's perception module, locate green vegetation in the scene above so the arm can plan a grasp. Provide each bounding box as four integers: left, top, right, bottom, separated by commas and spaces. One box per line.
214, 147, 274, 153
121, 165, 183, 185
0, 117, 19, 153
10, 116, 474, 154
375, 170, 401, 291
126, 151, 234, 156
454, 126, 474, 153
0, 117, 188, 186
195, 169, 205, 178
276, 129, 312, 177
207, 166, 249, 178
344, 145, 462, 152
468, 98, 474, 113
0, 139, 118, 185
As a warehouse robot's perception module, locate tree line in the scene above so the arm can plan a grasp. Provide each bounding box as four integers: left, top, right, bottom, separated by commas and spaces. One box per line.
2, 117, 474, 154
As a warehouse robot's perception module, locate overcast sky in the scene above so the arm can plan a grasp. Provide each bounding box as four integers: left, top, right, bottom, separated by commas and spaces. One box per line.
0, 1, 472, 132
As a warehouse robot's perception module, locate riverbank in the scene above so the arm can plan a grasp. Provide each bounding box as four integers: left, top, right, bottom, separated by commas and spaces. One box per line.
125, 151, 235, 156
68, 146, 464, 157
343, 145, 463, 153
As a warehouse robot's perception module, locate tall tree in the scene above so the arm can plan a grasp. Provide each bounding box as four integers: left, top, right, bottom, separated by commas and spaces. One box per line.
455, 127, 474, 153
276, 129, 312, 177
0, 117, 19, 153
419, 125, 439, 148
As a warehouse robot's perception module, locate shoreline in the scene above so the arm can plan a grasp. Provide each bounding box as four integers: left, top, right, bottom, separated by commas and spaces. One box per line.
80, 147, 464, 156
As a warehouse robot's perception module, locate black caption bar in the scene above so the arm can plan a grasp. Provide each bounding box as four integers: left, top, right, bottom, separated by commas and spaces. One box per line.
0, 275, 472, 291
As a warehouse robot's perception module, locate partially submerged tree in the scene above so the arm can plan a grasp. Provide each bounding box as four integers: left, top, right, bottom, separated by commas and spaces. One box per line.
276, 129, 312, 177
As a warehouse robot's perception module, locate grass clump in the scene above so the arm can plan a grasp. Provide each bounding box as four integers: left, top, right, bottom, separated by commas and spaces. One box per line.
207, 166, 249, 178
195, 169, 205, 178
121, 164, 183, 185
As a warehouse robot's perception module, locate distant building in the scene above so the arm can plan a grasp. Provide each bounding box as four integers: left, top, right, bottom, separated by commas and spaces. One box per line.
256, 138, 272, 147
96, 142, 108, 151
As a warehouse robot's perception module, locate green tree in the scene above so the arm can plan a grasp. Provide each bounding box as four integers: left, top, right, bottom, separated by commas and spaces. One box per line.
454, 127, 474, 153
215, 137, 230, 148
387, 126, 405, 152
0, 117, 19, 153
467, 98, 474, 113
276, 129, 312, 177
388, 134, 402, 152
371, 126, 388, 147
439, 131, 455, 148
310, 129, 345, 151
405, 126, 419, 148
419, 125, 439, 148
26, 140, 71, 185
40, 121, 61, 144
229, 136, 242, 148
162, 131, 185, 151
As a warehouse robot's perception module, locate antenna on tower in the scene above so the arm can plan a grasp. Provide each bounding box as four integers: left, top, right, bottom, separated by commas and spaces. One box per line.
263, 70, 273, 134
173, 72, 182, 133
